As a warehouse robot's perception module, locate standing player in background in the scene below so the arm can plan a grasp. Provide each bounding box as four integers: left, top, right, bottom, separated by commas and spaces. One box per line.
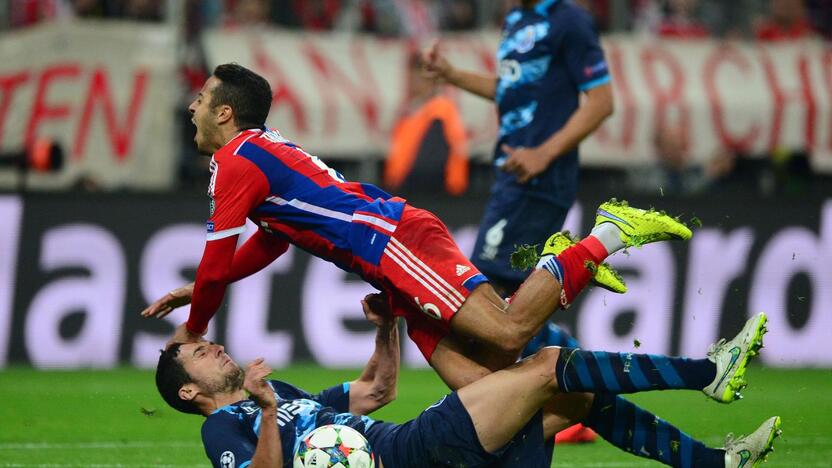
423, 0, 615, 442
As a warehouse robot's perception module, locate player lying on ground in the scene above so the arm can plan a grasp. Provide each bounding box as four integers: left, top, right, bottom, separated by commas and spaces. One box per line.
140, 63, 742, 466
155, 295, 781, 468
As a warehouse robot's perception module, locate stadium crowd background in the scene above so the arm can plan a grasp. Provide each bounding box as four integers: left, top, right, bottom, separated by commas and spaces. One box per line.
2, 0, 831, 199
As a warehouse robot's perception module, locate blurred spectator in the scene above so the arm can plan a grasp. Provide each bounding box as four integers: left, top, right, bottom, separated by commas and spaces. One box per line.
224, 0, 271, 29
366, 0, 438, 38
574, 0, 612, 31
384, 52, 469, 196
440, 0, 477, 31
7, 0, 66, 27
628, 122, 707, 195
272, 0, 343, 30
70, 0, 106, 17
755, 0, 816, 41
807, 0, 832, 39
657, 0, 710, 38
121, 0, 163, 21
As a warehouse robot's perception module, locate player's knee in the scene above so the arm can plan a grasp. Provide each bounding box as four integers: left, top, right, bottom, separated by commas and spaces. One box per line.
497, 330, 528, 358
524, 346, 560, 387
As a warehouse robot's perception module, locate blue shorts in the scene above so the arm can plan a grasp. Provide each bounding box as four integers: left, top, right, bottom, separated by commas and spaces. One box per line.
367, 392, 548, 468
472, 187, 571, 285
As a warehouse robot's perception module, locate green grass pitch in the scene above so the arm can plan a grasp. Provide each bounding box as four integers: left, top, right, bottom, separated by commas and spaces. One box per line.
0, 366, 829, 467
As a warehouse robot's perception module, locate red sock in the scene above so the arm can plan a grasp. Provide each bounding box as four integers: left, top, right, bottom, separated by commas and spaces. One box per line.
556, 243, 598, 307
579, 236, 609, 264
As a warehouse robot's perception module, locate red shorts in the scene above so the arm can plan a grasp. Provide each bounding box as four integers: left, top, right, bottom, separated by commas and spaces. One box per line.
374, 205, 488, 361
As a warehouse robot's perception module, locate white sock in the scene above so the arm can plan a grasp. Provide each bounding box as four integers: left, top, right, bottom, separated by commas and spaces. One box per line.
590, 222, 625, 255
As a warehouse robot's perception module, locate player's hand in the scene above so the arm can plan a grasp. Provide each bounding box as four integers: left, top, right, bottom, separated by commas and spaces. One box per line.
166, 322, 205, 349
244, 358, 276, 409
141, 283, 194, 319
421, 40, 453, 82
501, 144, 552, 184
361, 293, 394, 329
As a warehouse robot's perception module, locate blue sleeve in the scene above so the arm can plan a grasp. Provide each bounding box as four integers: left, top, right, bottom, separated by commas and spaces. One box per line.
561, 9, 610, 92
315, 382, 351, 413
202, 413, 256, 468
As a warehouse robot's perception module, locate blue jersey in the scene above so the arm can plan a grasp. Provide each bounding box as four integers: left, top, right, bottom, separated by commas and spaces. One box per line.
494, 0, 610, 206
201, 379, 373, 468
201, 385, 548, 468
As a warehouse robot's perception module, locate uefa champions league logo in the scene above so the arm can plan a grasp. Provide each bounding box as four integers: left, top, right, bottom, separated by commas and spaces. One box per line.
219, 451, 235, 468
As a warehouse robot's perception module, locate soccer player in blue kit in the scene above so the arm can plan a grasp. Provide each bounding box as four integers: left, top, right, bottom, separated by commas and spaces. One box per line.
424, 0, 614, 296
423, 0, 616, 445
156, 295, 780, 468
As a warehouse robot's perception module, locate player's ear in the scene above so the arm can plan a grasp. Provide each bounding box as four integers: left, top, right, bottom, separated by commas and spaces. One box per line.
216, 105, 234, 126
178, 383, 199, 402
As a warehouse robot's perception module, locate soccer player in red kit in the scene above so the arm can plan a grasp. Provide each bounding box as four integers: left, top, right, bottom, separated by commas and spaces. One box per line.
144, 63, 786, 468
143, 63, 692, 381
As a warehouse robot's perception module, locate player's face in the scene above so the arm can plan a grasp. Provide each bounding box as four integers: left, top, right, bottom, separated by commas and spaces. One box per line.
178, 342, 244, 393
188, 77, 222, 154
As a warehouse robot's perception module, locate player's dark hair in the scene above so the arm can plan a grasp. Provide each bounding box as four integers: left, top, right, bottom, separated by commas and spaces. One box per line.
211, 63, 272, 130
155, 344, 202, 415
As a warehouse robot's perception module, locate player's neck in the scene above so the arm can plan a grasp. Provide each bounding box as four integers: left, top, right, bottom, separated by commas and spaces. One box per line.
217, 125, 243, 149
202, 389, 248, 415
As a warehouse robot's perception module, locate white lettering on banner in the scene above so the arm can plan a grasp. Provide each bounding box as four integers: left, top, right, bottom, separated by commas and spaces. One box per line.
750, 201, 832, 366
227, 225, 295, 366
132, 224, 215, 367
679, 228, 755, 357
203, 32, 832, 172
577, 243, 675, 354
24, 225, 125, 368
302, 257, 377, 367
0, 196, 22, 367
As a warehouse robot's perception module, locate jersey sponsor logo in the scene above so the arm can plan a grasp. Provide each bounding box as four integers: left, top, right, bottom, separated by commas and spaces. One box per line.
219, 451, 235, 468
414, 297, 441, 320
584, 60, 609, 77
498, 101, 538, 137
455, 264, 471, 277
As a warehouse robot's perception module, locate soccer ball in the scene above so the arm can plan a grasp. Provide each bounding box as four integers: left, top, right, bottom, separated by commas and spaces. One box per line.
293, 424, 375, 468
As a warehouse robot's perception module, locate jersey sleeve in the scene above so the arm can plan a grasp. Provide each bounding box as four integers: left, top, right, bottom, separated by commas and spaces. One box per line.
561, 10, 611, 92
315, 382, 351, 413
207, 155, 270, 241
201, 412, 256, 468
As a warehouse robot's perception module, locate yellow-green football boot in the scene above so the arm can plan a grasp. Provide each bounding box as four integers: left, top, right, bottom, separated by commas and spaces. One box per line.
595, 199, 693, 247
541, 232, 627, 294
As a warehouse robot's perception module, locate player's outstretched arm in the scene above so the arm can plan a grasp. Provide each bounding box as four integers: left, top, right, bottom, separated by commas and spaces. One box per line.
140, 282, 194, 319
228, 229, 289, 283
422, 40, 497, 101
245, 358, 283, 468
349, 294, 400, 415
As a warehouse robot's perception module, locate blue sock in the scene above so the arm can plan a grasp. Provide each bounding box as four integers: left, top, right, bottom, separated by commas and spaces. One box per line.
555, 348, 716, 393
584, 394, 725, 468
522, 322, 581, 358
